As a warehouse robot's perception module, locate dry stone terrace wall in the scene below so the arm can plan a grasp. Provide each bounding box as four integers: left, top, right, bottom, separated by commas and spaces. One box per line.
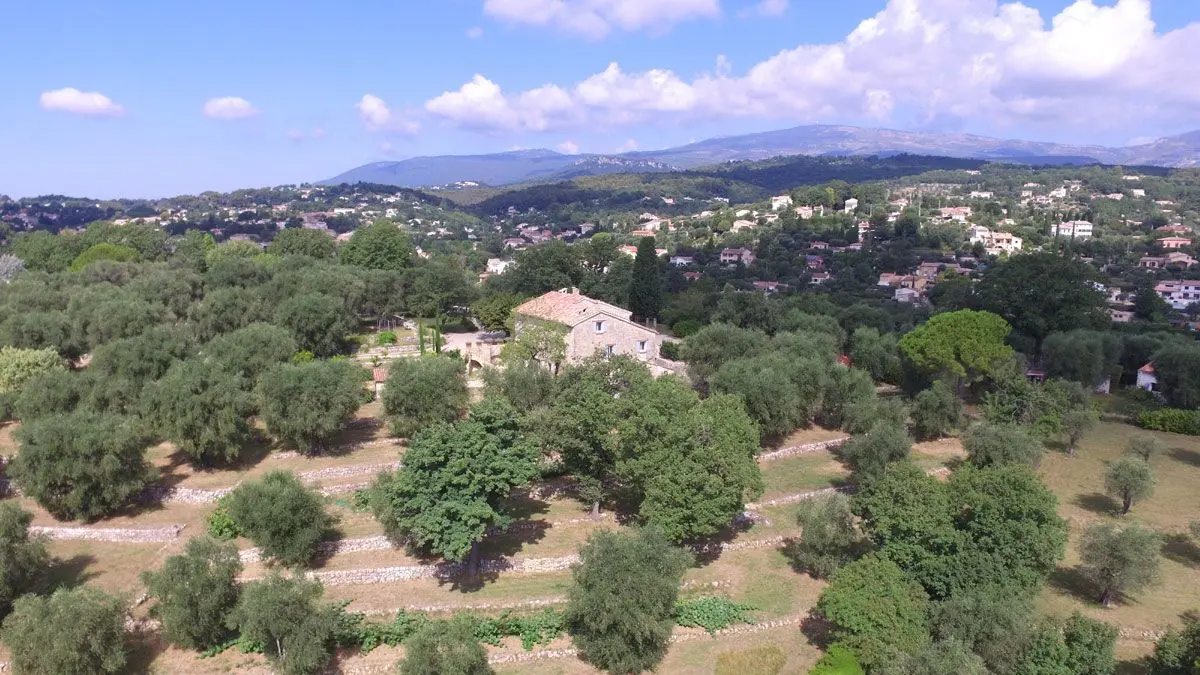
30, 524, 184, 543
757, 437, 847, 462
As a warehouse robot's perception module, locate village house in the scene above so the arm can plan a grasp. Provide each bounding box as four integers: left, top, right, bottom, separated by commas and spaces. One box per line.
1156, 280, 1200, 310
805, 255, 825, 268
753, 281, 784, 294
720, 247, 756, 265
486, 259, 515, 275
669, 255, 695, 267
795, 205, 824, 219
1158, 236, 1192, 250
1137, 363, 1159, 393
844, 198, 859, 214
1157, 224, 1191, 235
770, 195, 793, 211
1052, 221, 1094, 239
940, 206, 973, 222
894, 287, 920, 303
810, 272, 831, 285
731, 219, 757, 232
1109, 308, 1134, 323
511, 288, 662, 368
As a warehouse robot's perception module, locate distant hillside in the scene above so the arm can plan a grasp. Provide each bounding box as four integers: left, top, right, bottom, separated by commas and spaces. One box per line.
322, 124, 1200, 189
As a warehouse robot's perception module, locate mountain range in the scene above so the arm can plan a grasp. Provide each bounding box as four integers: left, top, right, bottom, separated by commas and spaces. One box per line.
321, 125, 1200, 189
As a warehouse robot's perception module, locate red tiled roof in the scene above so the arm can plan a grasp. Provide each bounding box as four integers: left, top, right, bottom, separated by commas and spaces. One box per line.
513, 289, 632, 326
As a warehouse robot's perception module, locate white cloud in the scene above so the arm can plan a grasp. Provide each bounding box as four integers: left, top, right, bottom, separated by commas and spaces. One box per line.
466, 26, 485, 38
39, 88, 124, 117
616, 139, 639, 152
740, 0, 787, 18
482, 0, 720, 39
356, 94, 421, 135
431, 0, 1200, 137
557, 140, 581, 154
203, 97, 259, 120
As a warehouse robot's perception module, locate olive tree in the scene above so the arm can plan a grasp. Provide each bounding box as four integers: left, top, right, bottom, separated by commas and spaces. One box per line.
142, 536, 241, 650
1104, 456, 1155, 515
9, 411, 153, 521
382, 356, 468, 437
0, 504, 49, 618
224, 472, 334, 567
2, 587, 129, 675
564, 528, 693, 674
1079, 522, 1161, 607
256, 360, 367, 454
227, 574, 336, 675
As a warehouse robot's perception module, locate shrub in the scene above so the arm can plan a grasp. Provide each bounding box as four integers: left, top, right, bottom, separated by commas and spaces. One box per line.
673, 597, 755, 635
660, 340, 682, 360
810, 644, 865, 675
1138, 408, 1200, 436
206, 500, 243, 540
377, 331, 397, 346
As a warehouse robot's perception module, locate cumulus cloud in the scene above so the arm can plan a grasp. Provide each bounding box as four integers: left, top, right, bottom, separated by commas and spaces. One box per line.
356, 94, 421, 135
432, 0, 1200, 136
39, 88, 124, 116
557, 140, 581, 154
203, 97, 259, 120
482, 0, 720, 39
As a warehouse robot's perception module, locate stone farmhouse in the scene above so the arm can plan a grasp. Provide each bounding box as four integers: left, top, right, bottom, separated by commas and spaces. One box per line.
512, 288, 663, 368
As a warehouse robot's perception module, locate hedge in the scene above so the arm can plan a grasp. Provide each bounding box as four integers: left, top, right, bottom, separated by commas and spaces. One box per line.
1137, 408, 1200, 436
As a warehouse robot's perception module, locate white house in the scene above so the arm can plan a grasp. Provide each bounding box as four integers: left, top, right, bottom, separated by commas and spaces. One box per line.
844, 198, 859, 214
771, 195, 793, 211
1155, 280, 1200, 310
669, 255, 695, 267
1052, 221, 1094, 239
486, 258, 515, 275
1137, 363, 1159, 393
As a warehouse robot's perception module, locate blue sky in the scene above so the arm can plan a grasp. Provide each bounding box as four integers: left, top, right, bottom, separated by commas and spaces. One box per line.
2, 0, 1197, 198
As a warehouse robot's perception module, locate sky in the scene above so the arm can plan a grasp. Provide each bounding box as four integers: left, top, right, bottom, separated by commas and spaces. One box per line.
1, 0, 1198, 198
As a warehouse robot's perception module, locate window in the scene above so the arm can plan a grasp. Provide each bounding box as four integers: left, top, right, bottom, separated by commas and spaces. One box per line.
637, 340, 647, 353
604, 345, 615, 356
594, 320, 606, 334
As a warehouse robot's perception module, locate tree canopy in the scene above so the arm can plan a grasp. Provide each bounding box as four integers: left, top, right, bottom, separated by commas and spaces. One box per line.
2, 586, 129, 675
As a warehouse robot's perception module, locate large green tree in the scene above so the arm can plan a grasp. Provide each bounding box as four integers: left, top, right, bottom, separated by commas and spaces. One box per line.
963, 422, 1044, 468
142, 536, 241, 650
2, 586, 129, 675
789, 492, 869, 579
256, 360, 367, 454
0, 346, 64, 403
631, 393, 763, 542
910, 381, 963, 441
338, 220, 415, 270
370, 413, 539, 575
224, 471, 333, 567
628, 236, 662, 323
898, 310, 1013, 390
141, 358, 254, 465
10, 411, 152, 521
839, 421, 912, 483
564, 528, 693, 675
976, 252, 1107, 348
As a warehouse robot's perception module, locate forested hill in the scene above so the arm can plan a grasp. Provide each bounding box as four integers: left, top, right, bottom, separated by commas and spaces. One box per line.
466, 154, 990, 217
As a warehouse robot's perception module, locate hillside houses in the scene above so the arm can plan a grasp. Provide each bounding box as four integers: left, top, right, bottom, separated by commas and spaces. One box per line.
1052, 221, 1094, 239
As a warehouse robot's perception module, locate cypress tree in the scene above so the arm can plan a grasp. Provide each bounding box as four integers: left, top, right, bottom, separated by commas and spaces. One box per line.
628, 236, 662, 323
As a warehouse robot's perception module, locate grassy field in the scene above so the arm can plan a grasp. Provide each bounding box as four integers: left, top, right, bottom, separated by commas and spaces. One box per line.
1036, 419, 1200, 673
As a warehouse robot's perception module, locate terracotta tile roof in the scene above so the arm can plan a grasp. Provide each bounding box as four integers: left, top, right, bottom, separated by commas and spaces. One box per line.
513, 289, 633, 327
1140, 362, 1155, 374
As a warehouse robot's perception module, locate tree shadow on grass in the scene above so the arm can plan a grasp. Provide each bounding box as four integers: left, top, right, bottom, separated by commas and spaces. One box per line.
1168, 447, 1200, 468
1162, 533, 1200, 567
42, 554, 98, 593
1115, 658, 1151, 675
1048, 565, 1100, 605
1073, 492, 1119, 516
688, 519, 756, 568
125, 631, 169, 675
799, 609, 835, 649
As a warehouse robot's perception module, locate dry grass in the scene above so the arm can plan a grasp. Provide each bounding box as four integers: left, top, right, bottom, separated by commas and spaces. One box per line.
760, 452, 847, 499
715, 644, 788, 675
1036, 420, 1200, 666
